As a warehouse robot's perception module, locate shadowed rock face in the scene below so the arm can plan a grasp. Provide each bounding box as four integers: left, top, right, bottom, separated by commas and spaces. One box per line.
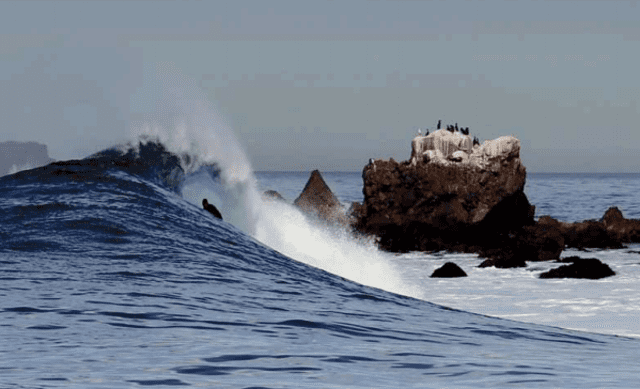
0, 141, 54, 176
431, 262, 467, 278
539, 257, 615, 279
538, 212, 626, 250
294, 170, 346, 224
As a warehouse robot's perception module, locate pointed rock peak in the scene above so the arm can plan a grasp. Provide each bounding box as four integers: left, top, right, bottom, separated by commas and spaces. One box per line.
294, 170, 344, 223
295, 170, 339, 207
305, 169, 329, 191
602, 206, 624, 225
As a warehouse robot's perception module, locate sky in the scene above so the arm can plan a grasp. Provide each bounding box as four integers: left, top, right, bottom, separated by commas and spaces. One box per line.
1, 0, 639, 173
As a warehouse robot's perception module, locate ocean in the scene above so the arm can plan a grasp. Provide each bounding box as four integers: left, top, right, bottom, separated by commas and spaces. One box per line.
1, 139, 640, 388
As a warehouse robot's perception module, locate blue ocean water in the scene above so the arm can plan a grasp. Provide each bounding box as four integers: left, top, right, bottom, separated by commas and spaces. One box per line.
1, 143, 640, 388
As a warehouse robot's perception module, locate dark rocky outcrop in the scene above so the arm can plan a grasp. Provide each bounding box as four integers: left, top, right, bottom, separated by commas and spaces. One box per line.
516, 223, 565, 261
262, 190, 286, 202
347, 128, 640, 273
294, 170, 347, 224
539, 257, 615, 279
601, 206, 640, 243
353, 130, 534, 253
0, 141, 54, 176
431, 262, 467, 277
537, 213, 626, 250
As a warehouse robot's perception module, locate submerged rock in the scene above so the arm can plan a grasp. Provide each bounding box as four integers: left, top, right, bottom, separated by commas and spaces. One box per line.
539, 257, 615, 279
262, 190, 286, 202
431, 262, 467, 278
477, 249, 527, 269
294, 170, 347, 224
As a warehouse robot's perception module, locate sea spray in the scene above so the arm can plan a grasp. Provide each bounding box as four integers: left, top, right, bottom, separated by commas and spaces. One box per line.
253, 198, 419, 296
130, 64, 419, 297
174, 140, 417, 295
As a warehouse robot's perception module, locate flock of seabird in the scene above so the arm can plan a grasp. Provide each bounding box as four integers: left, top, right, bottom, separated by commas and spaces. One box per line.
416, 119, 473, 139
370, 120, 483, 167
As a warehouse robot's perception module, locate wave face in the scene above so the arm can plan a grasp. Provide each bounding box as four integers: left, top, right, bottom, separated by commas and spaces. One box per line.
1, 141, 640, 388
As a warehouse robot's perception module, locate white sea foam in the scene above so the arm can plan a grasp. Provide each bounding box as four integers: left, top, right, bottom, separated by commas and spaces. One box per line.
397, 248, 640, 338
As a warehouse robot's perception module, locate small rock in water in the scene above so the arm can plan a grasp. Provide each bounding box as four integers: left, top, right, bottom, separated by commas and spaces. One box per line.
478, 255, 527, 269
262, 190, 286, 202
431, 262, 467, 278
539, 257, 615, 279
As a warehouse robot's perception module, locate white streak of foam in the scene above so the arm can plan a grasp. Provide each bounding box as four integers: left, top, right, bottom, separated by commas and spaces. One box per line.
253, 199, 418, 296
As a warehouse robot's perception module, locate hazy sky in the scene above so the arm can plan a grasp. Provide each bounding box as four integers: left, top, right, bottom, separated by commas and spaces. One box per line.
1, 0, 639, 172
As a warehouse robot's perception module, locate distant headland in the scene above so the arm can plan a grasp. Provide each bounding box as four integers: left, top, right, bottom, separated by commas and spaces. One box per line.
0, 141, 55, 176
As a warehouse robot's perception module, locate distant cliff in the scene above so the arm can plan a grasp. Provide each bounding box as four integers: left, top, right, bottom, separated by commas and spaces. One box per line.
0, 141, 54, 176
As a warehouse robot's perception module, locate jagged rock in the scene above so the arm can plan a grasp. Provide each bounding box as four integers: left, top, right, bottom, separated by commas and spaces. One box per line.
601, 207, 640, 243
348, 202, 366, 224
353, 133, 534, 253
516, 223, 565, 261
294, 170, 346, 224
431, 262, 467, 277
563, 220, 622, 249
538, 215, 623, 249
262, 190, 285, 202
539, 257, 615, 279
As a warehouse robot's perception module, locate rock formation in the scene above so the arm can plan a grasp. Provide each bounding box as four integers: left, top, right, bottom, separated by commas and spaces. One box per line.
353, 129, 534, 253
0, 141, 54, 176
536, 209, 638, 250
601, 206, 640, 243
294, 170, 347, 224
262, 190, 286, 202
431, 262, 467, 278
539, 257, 615, 279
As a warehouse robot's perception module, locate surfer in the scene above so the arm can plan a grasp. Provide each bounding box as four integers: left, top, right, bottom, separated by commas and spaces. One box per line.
202, 199, 223, 220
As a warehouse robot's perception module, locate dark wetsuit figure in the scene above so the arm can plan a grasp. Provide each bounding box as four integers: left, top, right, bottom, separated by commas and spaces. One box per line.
202, 199, 223, 220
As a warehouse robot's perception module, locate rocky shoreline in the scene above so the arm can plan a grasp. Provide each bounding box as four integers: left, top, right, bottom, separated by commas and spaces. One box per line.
264, 128, 640, 280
